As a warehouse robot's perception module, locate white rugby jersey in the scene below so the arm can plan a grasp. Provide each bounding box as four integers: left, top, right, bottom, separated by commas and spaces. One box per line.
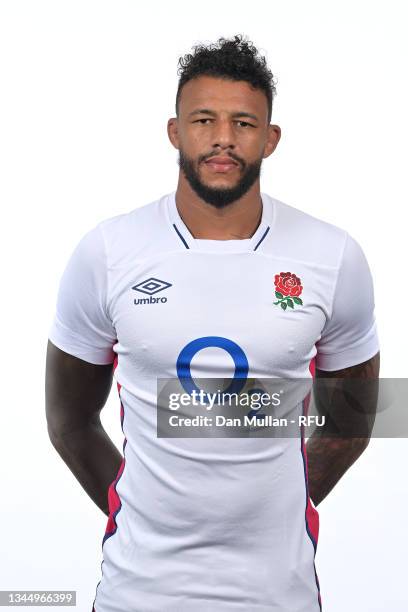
48, 191, 380, 612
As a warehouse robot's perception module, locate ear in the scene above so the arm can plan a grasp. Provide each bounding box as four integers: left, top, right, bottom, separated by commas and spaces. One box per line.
167, 117, 180, 150
263, 124, 281, 159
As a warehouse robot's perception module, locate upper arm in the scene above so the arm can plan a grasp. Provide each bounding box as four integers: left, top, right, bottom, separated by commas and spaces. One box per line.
46, 222, 117, 437
47, 223, 117, 366
314, 352, 380, 439
45, 340, 114, 437
313, 232, 380, 436
316, 351, 380, 380
315, 232, 380, 373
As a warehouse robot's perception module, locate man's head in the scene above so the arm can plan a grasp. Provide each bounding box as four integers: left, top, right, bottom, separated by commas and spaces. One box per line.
167, 34, 281, 208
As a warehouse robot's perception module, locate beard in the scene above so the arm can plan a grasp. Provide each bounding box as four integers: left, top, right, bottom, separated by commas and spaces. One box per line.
177, 148, 263, 209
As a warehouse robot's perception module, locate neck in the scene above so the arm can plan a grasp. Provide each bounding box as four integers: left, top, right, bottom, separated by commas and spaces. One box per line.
175, 175, 263, 240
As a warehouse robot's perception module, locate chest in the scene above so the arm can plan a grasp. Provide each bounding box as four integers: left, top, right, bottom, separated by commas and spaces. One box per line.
109, 251, 333, 377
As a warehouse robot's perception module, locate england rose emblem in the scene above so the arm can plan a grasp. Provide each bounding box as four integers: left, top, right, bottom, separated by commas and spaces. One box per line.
273, 271, 303, 311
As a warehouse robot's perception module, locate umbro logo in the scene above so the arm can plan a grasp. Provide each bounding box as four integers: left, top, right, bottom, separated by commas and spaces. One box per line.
132, 277, 172, 305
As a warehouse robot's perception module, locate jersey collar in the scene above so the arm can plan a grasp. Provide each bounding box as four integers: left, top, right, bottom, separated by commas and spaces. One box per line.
167, 191, 273, 253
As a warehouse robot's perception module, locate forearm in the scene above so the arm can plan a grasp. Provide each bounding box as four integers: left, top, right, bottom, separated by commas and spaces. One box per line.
305, 434, 369, 506
49, 419, 123, 516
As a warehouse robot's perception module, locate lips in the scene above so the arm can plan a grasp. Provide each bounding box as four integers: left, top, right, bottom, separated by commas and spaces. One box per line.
204, 156, 239, 173
205, 156, 238, 166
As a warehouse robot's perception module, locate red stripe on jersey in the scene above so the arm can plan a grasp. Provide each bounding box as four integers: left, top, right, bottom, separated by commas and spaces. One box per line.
301, 357, 322, 609
103, 354, 127, 545
309, 355, 316, 378
303, 358, 320, 545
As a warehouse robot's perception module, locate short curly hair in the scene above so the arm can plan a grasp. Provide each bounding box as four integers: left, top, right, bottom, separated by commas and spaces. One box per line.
176, 34, 277, 123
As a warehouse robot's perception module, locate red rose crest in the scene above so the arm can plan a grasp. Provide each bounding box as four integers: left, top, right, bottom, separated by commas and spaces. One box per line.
273, 271, 303, 311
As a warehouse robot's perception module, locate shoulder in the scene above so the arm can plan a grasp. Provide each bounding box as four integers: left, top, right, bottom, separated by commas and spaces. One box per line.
98, 193, 167, 237
263, 193, 349, 268
93, 193, 171, 259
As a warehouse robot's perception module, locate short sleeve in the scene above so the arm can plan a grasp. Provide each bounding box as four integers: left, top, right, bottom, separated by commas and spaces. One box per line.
48, 223, 117, 365
315, 232, 380, 371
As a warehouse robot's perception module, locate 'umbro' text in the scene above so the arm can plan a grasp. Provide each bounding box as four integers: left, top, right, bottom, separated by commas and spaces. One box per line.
134, 296, 168, 305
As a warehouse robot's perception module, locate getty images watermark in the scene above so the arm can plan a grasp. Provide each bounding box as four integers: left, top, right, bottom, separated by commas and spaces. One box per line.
166, 386, 322, 429
156, 377, 405, 438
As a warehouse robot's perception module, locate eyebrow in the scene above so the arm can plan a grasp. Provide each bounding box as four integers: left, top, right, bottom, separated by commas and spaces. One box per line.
188, 108, 259, 121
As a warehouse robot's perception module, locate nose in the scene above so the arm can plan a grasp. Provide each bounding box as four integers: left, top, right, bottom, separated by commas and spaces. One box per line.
211, 118, 236, 150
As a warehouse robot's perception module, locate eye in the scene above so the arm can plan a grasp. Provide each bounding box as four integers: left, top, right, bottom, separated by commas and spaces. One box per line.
193, 118, 255, 128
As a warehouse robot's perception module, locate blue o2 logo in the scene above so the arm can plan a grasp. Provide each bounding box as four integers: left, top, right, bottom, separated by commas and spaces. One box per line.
176, 336, 248, 395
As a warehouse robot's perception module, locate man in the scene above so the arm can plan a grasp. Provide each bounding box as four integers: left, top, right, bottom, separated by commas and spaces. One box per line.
45, 34, 380, 612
